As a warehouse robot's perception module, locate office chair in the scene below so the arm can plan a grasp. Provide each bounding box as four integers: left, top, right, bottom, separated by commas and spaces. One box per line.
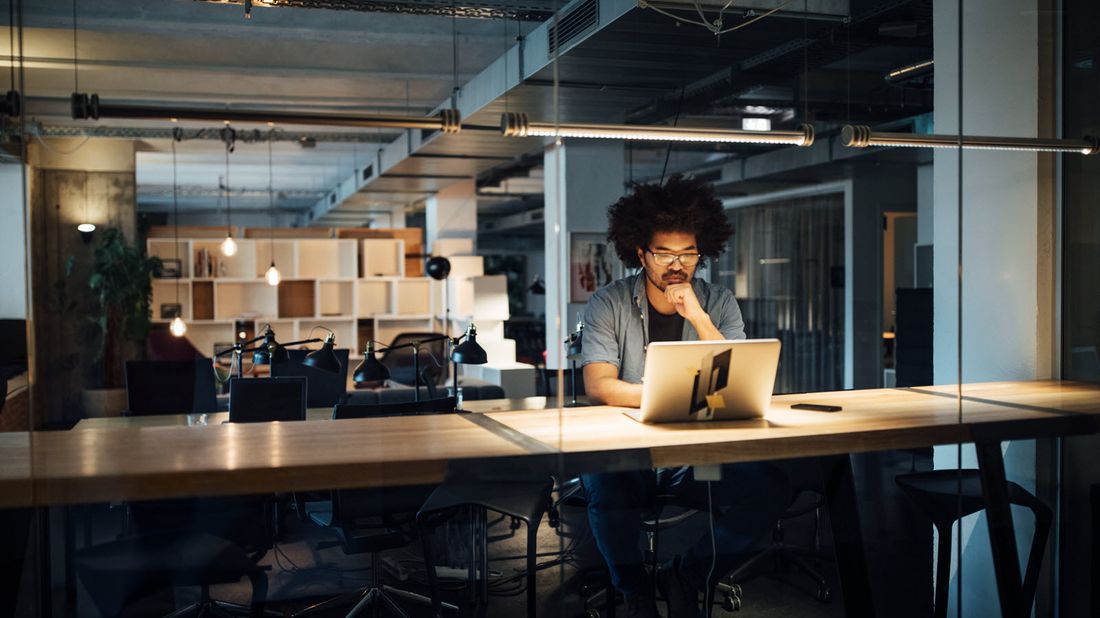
381, 332, 449, 387
719, 459, 831, 610
228, 377, 307, 423
76, 497, 274, 617
272, 348, 350, 408
417, 478, 554, 618
895, 469, 1052, 618
293, 400, 458, 617
125, 359, 218, 416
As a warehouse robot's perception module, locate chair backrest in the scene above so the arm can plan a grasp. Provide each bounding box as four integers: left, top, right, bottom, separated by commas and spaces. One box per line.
229, 376, 307, 423
125, 359, 216, 415
271, 348, 350, 408
541, 367, 585, 397
332, 396, 456, 419
381, 332, 448, 386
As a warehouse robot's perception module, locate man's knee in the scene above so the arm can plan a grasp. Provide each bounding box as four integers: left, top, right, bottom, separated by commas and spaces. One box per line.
581, 470, 650, 511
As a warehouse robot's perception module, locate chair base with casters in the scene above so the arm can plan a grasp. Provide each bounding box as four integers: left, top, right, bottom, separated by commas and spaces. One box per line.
416, 479, 553, 618
73, 530, 268, 618
294, 499, 456, 618
720, 489, 833, 610
895, 469, 1052, 618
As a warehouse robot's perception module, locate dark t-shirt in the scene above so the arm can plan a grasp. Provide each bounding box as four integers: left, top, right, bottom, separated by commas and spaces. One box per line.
648, 304, 685, 343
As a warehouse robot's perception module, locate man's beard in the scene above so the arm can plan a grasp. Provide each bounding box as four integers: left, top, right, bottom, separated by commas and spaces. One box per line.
644, 266, 690, 291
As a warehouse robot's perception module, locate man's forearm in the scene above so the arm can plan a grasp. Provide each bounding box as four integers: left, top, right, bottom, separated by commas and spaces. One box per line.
689, 314, 724, 340
588, 377, 644, 407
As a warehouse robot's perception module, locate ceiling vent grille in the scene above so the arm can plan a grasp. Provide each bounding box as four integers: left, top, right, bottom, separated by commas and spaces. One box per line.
548, 0, 598, 55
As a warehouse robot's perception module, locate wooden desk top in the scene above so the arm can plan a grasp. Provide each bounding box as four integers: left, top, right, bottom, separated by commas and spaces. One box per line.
3, 381, 1099, 508
486, 381, 1100, 469
70, 397, 566, 431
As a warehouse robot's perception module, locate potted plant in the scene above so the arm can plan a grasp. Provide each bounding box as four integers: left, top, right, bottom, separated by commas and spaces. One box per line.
78, 227, 162, 417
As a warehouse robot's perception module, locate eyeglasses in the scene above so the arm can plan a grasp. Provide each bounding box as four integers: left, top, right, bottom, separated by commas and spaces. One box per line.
646, 250, 702, 267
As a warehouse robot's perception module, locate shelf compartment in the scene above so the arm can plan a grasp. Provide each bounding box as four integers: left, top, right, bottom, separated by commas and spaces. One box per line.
361, 239, 404, 277
192, 239, 256, 279
152, 280, 191, 321
192, 281, 215, 320
355, 279, 391, 317
214, 281, 278, 320
183, 322, 236, 359
318, 281, 354, 317
255, 240, 297, 278
148, 239, 191, 278
278, 280, 316, 318
298, 239, 357, 279
393, 279, 432, 315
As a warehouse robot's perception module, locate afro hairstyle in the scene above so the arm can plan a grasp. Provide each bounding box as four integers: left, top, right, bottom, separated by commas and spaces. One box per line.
606, 173, 734, 269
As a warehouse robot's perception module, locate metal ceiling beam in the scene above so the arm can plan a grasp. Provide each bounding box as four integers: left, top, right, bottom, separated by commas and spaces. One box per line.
302, 0, 638, 226
193, 0, 555, 21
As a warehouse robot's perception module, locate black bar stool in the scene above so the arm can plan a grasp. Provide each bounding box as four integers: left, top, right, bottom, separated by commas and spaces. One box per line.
895, 469, 1051, 618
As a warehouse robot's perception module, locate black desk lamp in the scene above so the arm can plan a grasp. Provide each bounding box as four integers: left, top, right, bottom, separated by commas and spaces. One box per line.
451, 323, 488, 406
353, 324, 488, 403
353, 334, 449, 402
217, 324, 342, 378
564, 321, 583, 407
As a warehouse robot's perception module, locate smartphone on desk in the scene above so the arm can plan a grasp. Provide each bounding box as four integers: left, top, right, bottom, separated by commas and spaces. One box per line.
790, 403, 843, 412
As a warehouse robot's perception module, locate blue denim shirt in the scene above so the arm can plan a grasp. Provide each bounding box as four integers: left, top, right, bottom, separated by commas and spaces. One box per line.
580, 273, 746, 384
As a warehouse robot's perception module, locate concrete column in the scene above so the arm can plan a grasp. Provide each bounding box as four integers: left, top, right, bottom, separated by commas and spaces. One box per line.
931, 0, 1055, 614
0, 164, 27, 319
426, 178, 477, 254
544, 139, 624, 369
28, 139, 138, 428
845, 166, 916, 389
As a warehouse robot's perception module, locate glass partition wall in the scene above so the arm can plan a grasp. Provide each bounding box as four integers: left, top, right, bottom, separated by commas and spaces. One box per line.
9, 0, 1098, 616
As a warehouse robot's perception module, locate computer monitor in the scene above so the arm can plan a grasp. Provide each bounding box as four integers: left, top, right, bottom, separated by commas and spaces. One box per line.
629, 339, 781, 423
228, 376, 307, 423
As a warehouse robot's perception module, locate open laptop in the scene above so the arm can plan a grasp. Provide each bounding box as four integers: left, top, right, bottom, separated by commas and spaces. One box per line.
626, 339, 781, 423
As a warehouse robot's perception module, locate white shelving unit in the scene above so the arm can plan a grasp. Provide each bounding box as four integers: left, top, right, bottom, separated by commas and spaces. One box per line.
150, 237, 440, 357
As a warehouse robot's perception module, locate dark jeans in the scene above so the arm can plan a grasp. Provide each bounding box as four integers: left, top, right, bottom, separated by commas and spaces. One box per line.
580, 462, 790, 595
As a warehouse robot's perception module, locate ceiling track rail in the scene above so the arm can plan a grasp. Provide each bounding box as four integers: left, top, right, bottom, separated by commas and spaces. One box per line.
193, 0, 554, 21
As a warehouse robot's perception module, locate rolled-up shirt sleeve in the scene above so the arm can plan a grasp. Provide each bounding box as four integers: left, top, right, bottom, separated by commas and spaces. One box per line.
715, 288, 747, 340
581, 290, 621, 368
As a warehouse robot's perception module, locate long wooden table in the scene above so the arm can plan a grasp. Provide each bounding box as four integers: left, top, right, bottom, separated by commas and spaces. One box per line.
4, 381, 1099, 618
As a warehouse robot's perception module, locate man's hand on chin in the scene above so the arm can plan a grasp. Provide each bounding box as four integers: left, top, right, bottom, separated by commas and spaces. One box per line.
664, 282, 705, 321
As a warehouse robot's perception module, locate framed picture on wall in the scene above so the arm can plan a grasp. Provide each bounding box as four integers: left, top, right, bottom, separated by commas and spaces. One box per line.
569, 232, 619, 303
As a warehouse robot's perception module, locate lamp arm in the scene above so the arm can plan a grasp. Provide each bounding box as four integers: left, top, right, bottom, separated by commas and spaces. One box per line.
272, 337, 324, 348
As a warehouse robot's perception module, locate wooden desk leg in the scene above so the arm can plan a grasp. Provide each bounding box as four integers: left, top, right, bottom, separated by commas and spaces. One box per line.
975, 440, 1027, 618
818, 455, 874, 616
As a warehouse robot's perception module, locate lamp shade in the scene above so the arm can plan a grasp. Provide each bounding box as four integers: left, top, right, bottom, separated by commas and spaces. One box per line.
303, 332, 341, 374
451, 324, 488, 365
353, 341, 391, 383
252, 327, 289, 365
426, 256, 451, 281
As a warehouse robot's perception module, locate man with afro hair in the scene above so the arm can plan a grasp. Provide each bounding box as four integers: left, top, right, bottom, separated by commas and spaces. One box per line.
578, 174, 790, 618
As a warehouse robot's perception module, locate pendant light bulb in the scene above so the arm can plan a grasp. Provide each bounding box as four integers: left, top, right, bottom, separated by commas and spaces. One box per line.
265, 261, 281, 286
169, 316, 187, 337
221, 235, 238, 257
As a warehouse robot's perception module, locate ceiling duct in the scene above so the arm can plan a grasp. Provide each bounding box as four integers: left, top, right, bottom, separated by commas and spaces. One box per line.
548, 0, 599, 55
193, 0, 555, 21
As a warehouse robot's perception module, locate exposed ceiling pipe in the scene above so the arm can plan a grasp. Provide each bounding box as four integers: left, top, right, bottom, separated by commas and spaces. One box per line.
19, 122, 399, 143
71, 93, 470, 134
